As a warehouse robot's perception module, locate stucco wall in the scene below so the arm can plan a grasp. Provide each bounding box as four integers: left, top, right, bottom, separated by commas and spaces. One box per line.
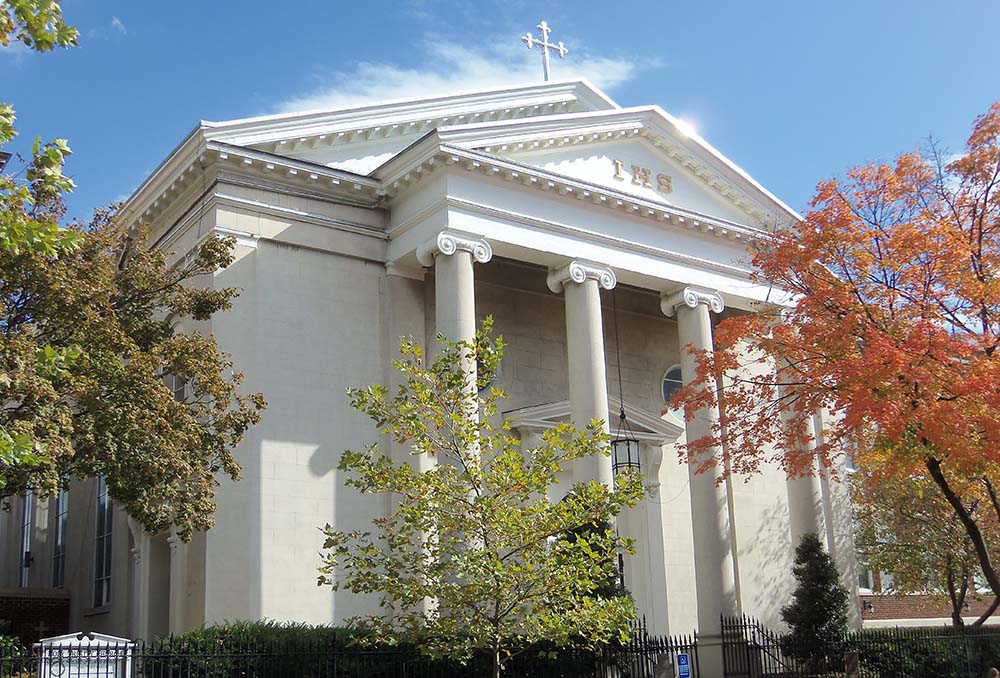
204, 236, 387, 625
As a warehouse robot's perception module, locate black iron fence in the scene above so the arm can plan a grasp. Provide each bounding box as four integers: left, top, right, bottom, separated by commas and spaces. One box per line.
0, 622, 699, 678
722, 614, 1000, 678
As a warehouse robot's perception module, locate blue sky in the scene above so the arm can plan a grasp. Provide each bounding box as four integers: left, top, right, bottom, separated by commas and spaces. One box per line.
3, 0, 999, 222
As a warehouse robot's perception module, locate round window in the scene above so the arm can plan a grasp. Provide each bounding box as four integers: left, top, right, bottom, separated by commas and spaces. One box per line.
661, 364, 683, 405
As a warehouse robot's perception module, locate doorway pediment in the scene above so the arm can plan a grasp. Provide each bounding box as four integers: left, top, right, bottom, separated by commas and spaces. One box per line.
504, 395, 684, 445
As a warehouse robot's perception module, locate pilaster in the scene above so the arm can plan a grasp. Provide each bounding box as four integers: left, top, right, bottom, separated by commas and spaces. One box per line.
167, 532, 186, 635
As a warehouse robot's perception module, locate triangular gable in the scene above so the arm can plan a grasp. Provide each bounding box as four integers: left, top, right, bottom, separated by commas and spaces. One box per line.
505, 396, 684, 445
436, 106, 800, 228
201, 80, 618, 152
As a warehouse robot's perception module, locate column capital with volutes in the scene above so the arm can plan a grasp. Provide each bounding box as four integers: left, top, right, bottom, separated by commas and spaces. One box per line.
546, 260, 617, 294
416, 229, 493, 266
660, 286, 725, 317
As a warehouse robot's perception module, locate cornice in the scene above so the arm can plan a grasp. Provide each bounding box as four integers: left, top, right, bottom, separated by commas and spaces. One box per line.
205, 80, 616, 151
661, 286, 726, 317
435, 107, 799, 226
387, 195, 754, 282
127, 140, 384, 228
546, 261, 617, 293
384, 143, 770, 245
504, 396, 684, 443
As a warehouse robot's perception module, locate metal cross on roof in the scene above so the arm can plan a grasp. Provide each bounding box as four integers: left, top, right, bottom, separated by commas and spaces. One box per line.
521, 20, 568, 82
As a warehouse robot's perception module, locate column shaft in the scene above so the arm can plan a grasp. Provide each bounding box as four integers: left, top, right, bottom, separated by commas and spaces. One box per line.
675, 302, 738, 627
416, 230, 492, 397
663, 287, 736, 678
564, 279, 614, 486
784, 412, 825, 545
435, 250, 477, 347
167, 534, 186, 634
548, 261, 617, 487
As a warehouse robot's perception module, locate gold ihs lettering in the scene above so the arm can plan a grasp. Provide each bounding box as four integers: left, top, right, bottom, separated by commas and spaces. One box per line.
630, 164, 652, 189
611, 158, 673, 195
611, 159, 626, 181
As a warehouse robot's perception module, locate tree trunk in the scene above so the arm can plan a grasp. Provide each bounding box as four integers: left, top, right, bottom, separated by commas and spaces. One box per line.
926, 458, 1000, 601
972, 598, 1000, 627
946, 560, 966, 627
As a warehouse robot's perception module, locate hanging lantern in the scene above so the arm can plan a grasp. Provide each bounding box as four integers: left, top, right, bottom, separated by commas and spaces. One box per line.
611, 406, 641, 476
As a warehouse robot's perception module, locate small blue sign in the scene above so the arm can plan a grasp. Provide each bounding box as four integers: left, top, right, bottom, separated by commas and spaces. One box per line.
677, 652, 690, 678
677, 652, 691, 678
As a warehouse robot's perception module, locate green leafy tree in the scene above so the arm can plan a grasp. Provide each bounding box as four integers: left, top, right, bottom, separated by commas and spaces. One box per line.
1, 0, 82, 471
780, 533, 849, 669
1, 0, 78, 52
0, 2, 265, 539
1, 0, 80, 257
1, 210, 267, 538
319, 320, 643, 678
852, 459, 1000, 626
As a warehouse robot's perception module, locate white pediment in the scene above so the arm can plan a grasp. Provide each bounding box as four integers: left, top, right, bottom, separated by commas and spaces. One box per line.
435, 107, 800, 229
501, 138, 752, 225
505, 396, 684, 445
201, 80, 617, 173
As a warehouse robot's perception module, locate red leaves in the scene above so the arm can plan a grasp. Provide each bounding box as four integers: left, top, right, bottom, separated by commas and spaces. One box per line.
673, 101, 1000, 481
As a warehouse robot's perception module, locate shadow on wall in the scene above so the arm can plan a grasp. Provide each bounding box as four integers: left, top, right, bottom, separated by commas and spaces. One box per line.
824, 472, 861, 628
741, 497, 794, 630
220, 239, 388, 625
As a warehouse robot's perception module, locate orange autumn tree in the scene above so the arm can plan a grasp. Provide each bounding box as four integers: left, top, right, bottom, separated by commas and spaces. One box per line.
672, 102, 1000, 599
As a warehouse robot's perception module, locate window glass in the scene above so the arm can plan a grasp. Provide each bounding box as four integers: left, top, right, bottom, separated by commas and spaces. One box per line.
858, 567, 874, 591
52, 487, 68, 587
94, 477, 113, 607
661, 365, 683, 407
19, 491, 34, 587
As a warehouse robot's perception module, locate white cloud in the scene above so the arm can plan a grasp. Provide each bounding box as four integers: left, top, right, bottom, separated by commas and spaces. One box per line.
110, 16, 127, 35
277, 35, 652, 113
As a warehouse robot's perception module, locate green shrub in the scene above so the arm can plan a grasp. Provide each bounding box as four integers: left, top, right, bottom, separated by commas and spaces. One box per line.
142, 620, 372, 678
151, 619, 359, 652
847, 627, 1000, 678
780, 533, 849, 670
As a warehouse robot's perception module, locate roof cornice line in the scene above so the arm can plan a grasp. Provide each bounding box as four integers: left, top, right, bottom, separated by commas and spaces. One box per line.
127, 140, 385, 227
436, 105, 659, 141
205, 80, 618, 149
206, 141, 380, 188
441, 115, 797, 224
383, 142, 771, 243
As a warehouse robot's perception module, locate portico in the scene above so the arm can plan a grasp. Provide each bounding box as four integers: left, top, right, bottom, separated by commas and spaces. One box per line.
402, 214, 745, 634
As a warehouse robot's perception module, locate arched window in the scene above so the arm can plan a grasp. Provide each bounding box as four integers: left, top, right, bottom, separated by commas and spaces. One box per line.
661, 365, 683, 406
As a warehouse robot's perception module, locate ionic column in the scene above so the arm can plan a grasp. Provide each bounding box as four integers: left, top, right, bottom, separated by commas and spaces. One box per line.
661, 287, 737, 675
547, 261, 616, 487
417, 230, 493, 393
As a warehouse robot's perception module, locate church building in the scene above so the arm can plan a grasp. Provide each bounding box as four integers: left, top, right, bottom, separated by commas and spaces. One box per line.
0, 79, 861, 662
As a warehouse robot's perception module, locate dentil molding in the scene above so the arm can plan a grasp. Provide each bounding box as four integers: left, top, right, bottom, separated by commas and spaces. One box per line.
416, 229, 493, 266
546, 260, 617, 293
660, 286, 725, 317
